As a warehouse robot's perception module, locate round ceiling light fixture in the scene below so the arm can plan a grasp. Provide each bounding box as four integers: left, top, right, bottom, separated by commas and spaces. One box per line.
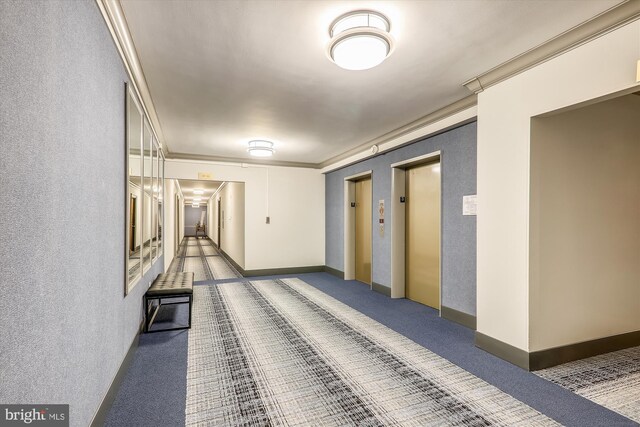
328, 10, 392, 71
193, 189, 204, 195
247, 140, 275, 157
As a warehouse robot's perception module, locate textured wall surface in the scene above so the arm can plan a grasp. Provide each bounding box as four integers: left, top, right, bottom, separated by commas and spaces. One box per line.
325, 123, 477, 315
0, 2, 163, 426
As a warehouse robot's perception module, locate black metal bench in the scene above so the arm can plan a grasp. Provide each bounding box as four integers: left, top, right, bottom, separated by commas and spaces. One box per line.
144, 272, 194, 333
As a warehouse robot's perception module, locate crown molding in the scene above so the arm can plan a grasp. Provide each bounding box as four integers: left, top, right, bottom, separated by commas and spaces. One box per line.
321, 107, 476, 174
166, 95, 477, 171
318, 94, 477, 170
95, 0, 638, 173
96, 0, 168, 155
166, 152, 320, 169
95, 0, 476, 172
463, 0, 640, 93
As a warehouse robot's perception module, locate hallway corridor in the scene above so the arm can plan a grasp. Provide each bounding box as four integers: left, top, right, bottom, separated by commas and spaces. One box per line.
3, 2, 640, 425
168, 237, 241, 281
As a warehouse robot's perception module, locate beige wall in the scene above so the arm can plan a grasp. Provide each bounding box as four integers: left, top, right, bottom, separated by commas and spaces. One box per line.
163, 178, 180, 270
214, 194, 220, 246
529, 94, 640, 351
219, 182, 245, 267
477, 20, 640, 351
253, 166, 325, 269
179, 195, 185, 244
208, 192, 218, 245
165, 160, 325, 271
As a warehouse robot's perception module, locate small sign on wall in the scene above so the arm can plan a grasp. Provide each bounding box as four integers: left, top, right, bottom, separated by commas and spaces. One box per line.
463, 195, 477, 216
198, 172, 213, 180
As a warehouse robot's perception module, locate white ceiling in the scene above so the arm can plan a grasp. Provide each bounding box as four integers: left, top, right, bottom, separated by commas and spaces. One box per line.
121, 0, 622, 165
178, 179, 223, 204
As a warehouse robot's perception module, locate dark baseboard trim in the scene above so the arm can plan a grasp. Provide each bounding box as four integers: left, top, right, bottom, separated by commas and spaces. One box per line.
475, 331, 530, 370
90, 321, 143, 427
243, 265, 325, 277
219, 248, 324, 277
441, 306, 476, 330
372, 282, 391, 297
476, 329, 640, 371
323, 266, 344, 279
219, 249, 246, 276
530, 330, 640, 371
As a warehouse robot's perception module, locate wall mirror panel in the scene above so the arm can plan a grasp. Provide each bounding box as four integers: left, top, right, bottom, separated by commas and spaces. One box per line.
142, 119, 153, 272
125, 83, 165, 295
152, 139, 158, 261
158, 154, 164, 257
126, 85, 143, 292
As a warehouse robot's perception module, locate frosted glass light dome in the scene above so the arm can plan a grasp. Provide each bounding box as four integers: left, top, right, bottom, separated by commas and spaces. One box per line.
331, 34, 389, 71
328, 11, 392, 71
247, 140, 275, 157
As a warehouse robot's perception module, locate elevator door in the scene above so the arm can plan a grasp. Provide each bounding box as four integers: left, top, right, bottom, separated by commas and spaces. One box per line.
355, 177, 372, 284
405, 162, 441, 309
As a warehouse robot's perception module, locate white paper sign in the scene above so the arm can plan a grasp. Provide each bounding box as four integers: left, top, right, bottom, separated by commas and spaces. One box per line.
463, 195, 477, 216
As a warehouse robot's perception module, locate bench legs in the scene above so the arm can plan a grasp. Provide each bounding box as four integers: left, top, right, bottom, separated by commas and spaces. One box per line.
144, 294, 193, 333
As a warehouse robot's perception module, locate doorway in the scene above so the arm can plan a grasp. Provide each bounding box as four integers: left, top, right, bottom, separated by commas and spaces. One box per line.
405, 161, 441, 309
354, 177, 372, 284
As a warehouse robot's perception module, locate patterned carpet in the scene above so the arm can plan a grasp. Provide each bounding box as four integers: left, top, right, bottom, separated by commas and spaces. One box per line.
183, 246, 198, 257
186, 278, 559, 426
128, 255, 140, 282
128, 240, 160, 281
168, 237, 240, 281
536, 346, 640, 423
201, 245, 217, 256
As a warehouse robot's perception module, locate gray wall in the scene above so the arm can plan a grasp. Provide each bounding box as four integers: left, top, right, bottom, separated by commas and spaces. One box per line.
184, 206, 207, 236
325, 123, 477, 316
0, 2, 163, 426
